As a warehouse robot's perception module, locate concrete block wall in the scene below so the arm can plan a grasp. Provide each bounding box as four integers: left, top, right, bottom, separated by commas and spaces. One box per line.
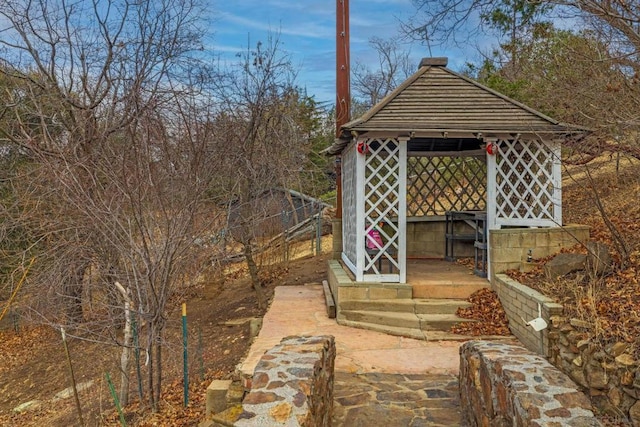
331, 219, 342, 261
327, 260, 412, 303
459, 340, 602, 427
406, 218, 475, 258
489, 224, 590, 276
236, 335, 335, 427
493, 274, 563, 356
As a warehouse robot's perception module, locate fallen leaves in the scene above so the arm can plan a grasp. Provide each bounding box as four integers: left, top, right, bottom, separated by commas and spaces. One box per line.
505, 156, 640, 356
451, 288, 511, 336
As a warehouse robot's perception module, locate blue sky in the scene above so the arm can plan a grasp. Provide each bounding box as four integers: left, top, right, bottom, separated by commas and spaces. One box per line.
209, 0, 471, 104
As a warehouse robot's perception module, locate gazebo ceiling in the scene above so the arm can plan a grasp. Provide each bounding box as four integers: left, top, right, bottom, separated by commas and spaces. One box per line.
327, 57, 588, 155
364, 137, 485, 155
408, 137, 483, 153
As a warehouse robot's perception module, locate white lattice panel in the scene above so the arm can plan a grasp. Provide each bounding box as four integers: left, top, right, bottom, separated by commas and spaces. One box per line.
362, 138, 405, 282
341, 142, 358, 269
492, 138, 561, 227
407, 156, 487, 216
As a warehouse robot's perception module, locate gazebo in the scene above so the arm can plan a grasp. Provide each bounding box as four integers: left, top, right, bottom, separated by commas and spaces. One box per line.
327, 57, 587, 284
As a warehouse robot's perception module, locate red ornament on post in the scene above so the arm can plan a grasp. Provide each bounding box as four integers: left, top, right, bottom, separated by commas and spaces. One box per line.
357, 141, 369, 154
486, 142, 498, 155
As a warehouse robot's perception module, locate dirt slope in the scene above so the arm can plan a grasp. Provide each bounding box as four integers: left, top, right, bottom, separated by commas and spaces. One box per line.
0, 240, 331, 427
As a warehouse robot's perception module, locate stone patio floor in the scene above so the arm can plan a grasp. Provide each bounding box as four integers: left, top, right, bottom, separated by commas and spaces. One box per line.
238, 284, 469, 426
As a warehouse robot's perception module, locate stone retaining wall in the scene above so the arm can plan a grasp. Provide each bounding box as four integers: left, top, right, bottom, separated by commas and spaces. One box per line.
235, 335, 335, 427
493, 274, 640, 424
548, 316, 640, 425
459, 340, 602, 426
493, 273, 563, 357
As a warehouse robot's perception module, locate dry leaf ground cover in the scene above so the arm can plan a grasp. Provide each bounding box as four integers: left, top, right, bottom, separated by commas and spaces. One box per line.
452, 155, 640, 346
0, 240, 331, 427
452, 287, 511, 336
509, 155, 640, 355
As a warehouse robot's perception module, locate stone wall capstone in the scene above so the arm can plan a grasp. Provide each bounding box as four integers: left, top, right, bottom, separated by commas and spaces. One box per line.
459, 340, 602, 426
235, 335, 335, 427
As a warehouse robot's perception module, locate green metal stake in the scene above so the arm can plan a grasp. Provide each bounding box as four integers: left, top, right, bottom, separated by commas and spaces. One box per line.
11, 309, 19, 333
182, 303, 189, 407
105, 371, 127, 427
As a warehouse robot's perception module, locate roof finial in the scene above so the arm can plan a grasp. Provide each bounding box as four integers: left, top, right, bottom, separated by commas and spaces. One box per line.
419, 57, 448, 69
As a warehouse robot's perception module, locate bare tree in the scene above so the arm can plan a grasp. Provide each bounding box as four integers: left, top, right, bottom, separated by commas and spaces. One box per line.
0, 0, 222, 410
404, 0, 552, 48
352, 36, 413, 109
210, 35, 313, 309
555, 0, 640, 70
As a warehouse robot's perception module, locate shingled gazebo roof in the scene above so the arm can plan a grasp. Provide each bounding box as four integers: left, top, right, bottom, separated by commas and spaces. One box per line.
327, 57, 586, 155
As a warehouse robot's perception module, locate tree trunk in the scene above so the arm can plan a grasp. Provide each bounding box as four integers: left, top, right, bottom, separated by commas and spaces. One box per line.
154, 337, 162, 409
147, 323, 157, 411
64, 263, 86, 325
115, 282, 132, 407
146, 320, 163, 412
585, 166, 630, 266
243, 243, 265, 309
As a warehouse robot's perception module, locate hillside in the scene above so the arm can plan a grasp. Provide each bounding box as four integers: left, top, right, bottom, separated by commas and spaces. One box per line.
0, 240, 332, 427
1, 155, 638, 427
512, 155, 640, 354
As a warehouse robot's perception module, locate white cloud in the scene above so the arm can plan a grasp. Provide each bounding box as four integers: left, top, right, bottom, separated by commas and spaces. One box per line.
208, 0, 477, 103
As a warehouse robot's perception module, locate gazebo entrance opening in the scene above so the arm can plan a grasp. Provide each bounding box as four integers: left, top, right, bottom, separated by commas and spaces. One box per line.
340, 134, 562, 284
406, 137, 488, 278
341, 136, 488, 283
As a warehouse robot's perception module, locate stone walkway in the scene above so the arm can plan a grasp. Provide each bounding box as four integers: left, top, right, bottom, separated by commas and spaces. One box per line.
332, 372, 465, 426
238, 284, 473, 426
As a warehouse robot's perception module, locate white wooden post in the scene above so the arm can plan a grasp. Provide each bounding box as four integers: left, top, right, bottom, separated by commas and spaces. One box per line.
552, 140, 562, 226
486, 139, 498, 231
398, 137, 408, 283
355, 139, 366, 282
486, 139, 499, 279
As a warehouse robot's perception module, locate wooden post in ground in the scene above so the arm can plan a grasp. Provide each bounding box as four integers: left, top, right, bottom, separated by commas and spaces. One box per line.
61, 328, 85, 427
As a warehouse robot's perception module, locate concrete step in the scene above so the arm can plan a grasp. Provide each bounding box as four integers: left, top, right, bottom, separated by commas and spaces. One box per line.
337, 318, 496, 342
412, 282, 489, 299
341, 310, 421, 329
340, 298, 416, 313
416, 299, 472, 315
340, 298, 471, 315
418, 313, 476, 331
337, 319, 426, 340
340, 310, 476, 332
